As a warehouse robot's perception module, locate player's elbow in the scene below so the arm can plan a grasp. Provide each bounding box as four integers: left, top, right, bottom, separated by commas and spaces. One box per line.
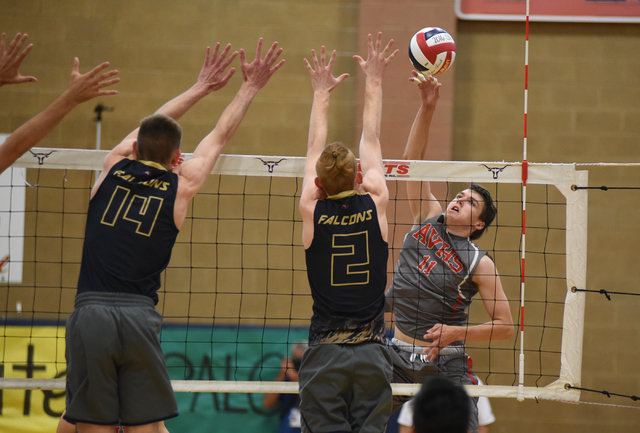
501, 321, 515, 340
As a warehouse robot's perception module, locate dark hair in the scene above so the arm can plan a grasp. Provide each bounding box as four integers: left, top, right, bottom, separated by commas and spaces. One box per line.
469, 183, 496, 241
412, 376, 471, 433
315, 142, 357, 196
136, 114, 182, 165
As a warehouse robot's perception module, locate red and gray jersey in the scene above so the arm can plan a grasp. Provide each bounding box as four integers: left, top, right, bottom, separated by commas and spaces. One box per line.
386, 214, 486, 343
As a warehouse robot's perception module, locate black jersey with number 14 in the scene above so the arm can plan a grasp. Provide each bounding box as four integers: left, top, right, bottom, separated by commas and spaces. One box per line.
76, 158, 179, 304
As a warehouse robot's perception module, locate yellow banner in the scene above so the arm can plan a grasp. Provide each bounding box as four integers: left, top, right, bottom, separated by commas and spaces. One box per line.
0, 326, 67, 433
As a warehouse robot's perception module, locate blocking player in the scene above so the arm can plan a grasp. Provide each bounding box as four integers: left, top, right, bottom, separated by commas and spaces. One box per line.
298, 33, 398, 433
63, 39, 284, 433
0, 54, 119, 174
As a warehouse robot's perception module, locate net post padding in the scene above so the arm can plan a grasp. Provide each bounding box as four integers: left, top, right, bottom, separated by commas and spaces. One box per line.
549, 169, 588, 403
10, 148, 588, 402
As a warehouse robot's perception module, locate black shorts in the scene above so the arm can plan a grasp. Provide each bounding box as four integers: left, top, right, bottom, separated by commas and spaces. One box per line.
64, 292, 178, 426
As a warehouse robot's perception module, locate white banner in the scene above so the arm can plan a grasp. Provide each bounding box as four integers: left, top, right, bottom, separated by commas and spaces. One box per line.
0, 133, 25, 284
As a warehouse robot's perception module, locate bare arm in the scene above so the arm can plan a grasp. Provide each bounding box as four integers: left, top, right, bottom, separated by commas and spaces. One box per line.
173, 39, 284, 227
352, 32, 398, 241
0, 57, 119, 174
0, 32, 36, 86
98, 44, 239, 178
404, 72, 443, 225
421, 256, 514, 361
299, 47, 349, 248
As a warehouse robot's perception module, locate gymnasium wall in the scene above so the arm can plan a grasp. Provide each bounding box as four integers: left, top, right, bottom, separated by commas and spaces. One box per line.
1, 1, 640, 432
451, 19, 640, 433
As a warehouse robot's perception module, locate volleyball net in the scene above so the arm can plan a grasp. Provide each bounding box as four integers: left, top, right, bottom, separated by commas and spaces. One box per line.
0, 147, 587, 401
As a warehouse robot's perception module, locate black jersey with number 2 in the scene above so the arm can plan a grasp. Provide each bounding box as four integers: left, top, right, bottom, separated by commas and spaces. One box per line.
76, 158, 179, 304
305, 190, 389, 345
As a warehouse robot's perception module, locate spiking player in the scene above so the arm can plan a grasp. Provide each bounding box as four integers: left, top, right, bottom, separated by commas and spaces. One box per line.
385, 72, 514, 433
298, 32, 398, 433
62, 39, 284, 433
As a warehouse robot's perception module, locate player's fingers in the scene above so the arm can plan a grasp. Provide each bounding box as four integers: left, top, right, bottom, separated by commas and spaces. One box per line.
382, 38, 395, 56
269, 59, 285, 75
217, 43, 231, 63
386, 48, 400, 62
336, 73, 350, 84
375, 32, 383, 53
239, 49, 247, 66
97, 89, 119, 96
201, 46, 211, 68
303, 57, 313, 73
97, 77, 120, 88
86, 61, 112, 78
212, 43, 223, 63
220, 68, 236, 83
6, 33, 22, 54
16, 43, 34, 61
221, 51, 239, 70
254, 37, 264, 61
267, 47, 283, 67
71, 57, 81, 75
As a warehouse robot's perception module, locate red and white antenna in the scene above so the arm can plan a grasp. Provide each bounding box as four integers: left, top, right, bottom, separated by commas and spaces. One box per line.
518, 0, 531, 403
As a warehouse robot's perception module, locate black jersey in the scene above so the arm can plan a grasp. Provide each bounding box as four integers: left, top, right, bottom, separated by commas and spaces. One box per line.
305, 191, 388, 345
76, 158, 179, 304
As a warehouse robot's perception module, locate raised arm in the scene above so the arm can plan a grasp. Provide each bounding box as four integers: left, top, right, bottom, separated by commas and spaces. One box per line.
299, 47, 349, 247
100, 43, 239, 173
0, 32, 36, 86
173, 38, 284, 218
421, 256, 514, 361
0, 57, 118, 174
352, 32, 398, 240
404, 72, 443, 225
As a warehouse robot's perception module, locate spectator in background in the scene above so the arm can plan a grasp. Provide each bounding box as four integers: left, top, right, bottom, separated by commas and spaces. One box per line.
263, 342, 308, 433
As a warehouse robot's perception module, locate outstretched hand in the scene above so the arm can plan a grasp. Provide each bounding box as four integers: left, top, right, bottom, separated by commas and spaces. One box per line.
196, 43, 239, 93
65, 58, 120, 104
239, 38, 285, 91
411, 70, 441, 107
353, 32, 399, 82
0, 32, 37, 86
304, 46, 349, 93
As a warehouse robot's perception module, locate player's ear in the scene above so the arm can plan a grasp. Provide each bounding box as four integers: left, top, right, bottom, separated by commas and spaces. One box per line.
355, 171, 363, 185
170, 148, 181, 166
314, 177, 323, 190
474, 221, 485, 231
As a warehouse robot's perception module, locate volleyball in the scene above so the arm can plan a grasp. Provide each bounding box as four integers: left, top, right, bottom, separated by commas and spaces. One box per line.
408, 27, 456, 76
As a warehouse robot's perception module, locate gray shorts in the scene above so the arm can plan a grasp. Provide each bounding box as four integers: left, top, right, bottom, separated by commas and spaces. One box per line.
64, 292, 178, 426
299, 343, 392, 433
389, 339, 479, 433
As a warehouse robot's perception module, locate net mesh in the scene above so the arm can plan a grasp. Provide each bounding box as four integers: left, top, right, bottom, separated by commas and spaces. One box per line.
0, 148, 587, 400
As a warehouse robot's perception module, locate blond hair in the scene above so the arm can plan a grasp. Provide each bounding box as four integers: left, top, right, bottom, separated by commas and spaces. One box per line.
315, 143, 357, 196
